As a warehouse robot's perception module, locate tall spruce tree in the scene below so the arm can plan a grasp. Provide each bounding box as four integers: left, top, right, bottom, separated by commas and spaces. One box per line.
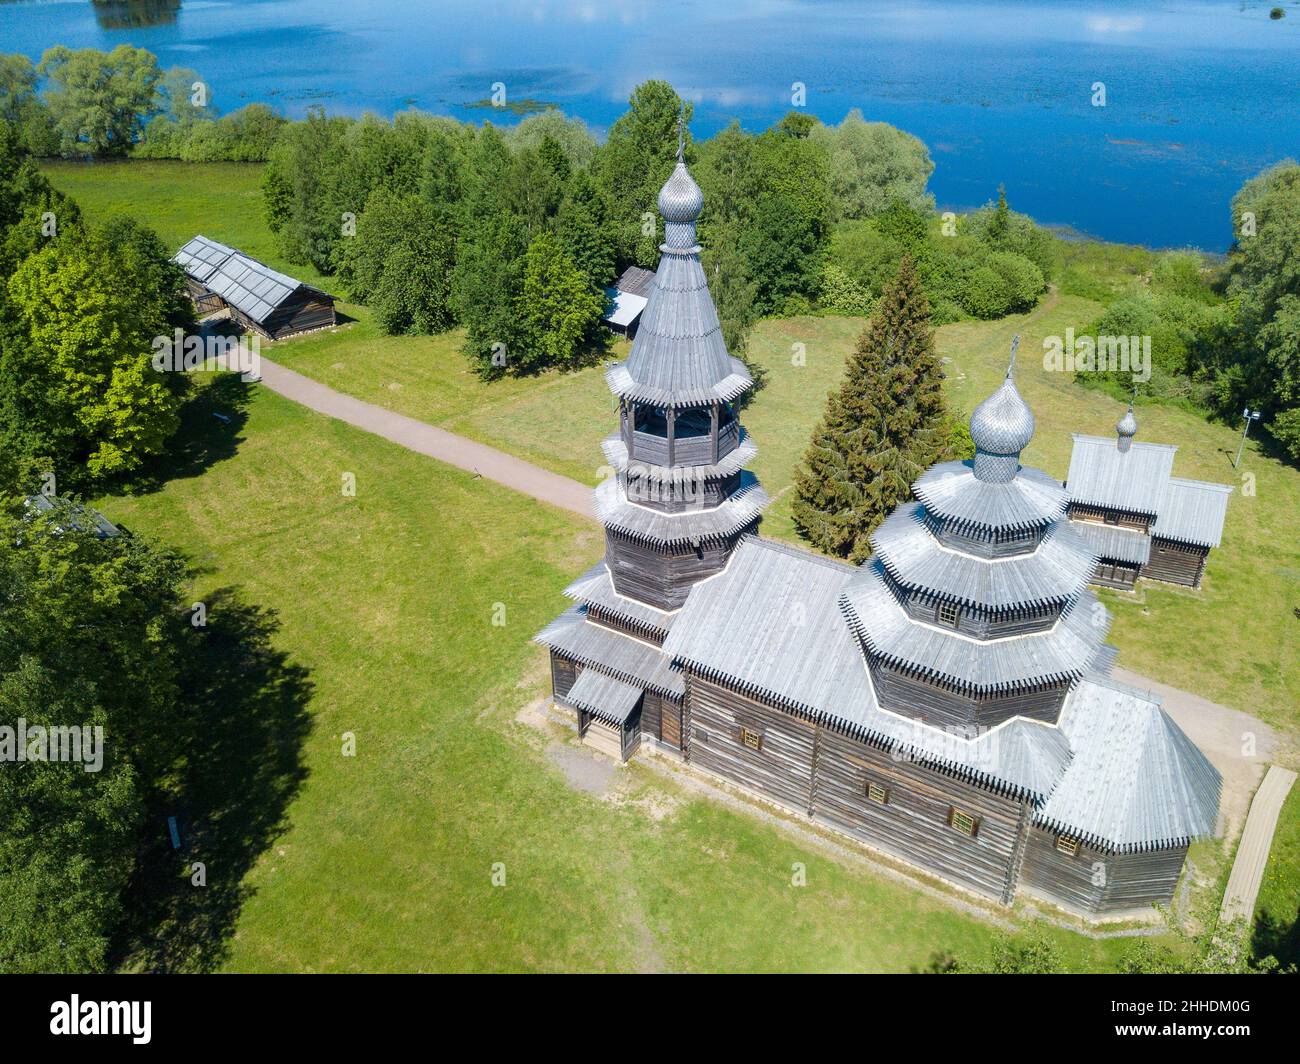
792, 257, 949, 562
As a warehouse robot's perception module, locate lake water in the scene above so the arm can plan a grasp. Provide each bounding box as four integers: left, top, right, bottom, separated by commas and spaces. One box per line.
3, 0, 1299, 250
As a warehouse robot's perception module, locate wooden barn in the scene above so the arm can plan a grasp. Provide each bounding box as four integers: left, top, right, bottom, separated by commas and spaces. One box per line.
1064, 405, 1231, 589
601, 265, 656, 337
174, 236, 337, 340
535, 145, 1221, 920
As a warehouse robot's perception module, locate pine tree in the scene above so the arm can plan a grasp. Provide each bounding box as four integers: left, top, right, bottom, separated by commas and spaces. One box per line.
791, 257, 949, 562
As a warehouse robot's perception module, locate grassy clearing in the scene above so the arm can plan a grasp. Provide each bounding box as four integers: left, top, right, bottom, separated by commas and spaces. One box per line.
42, 159, 330, 291
1253, 786, 1300, 968
99, 380, 1144, 971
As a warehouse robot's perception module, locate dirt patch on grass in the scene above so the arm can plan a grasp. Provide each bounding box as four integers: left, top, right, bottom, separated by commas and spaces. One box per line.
546, 743, 617, 796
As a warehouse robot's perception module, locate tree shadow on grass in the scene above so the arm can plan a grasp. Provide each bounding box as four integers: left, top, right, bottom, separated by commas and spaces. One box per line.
1251, 905, 1300, 970
111, 588, 313, 972
134, 371, 254, 495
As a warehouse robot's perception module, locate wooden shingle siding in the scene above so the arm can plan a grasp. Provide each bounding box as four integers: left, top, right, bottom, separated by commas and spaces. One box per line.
1143, 538, 1207, 588
687, 674, 816, 812
813, 728, 1026, 902
605, 527, 746, 610
1019, 826, 1187, 913
870, 662, 1068, 730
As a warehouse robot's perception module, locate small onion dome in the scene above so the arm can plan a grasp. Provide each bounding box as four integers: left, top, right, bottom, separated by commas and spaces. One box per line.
1117, 402, 1138, 440
658, 160, 704, 223
970, 372, 1036, 456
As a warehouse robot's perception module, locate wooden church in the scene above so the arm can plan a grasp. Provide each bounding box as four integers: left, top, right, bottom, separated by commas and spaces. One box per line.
537, 141, 1221, 919
1064, 406, 1232, 590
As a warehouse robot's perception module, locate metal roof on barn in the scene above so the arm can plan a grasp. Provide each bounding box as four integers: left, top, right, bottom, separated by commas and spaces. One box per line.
174, 237, 332, 326
614, 265, 657, 298
174, 235, 239, 284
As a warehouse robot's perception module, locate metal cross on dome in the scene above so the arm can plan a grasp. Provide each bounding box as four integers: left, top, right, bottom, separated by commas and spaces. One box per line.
1007, 334, 1020, 377
677, 102, 685, 161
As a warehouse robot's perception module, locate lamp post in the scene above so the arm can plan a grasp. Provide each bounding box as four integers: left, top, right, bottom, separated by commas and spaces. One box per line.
1233, 407, 1261, 468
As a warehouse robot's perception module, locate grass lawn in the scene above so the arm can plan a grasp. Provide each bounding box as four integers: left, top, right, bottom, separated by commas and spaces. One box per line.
1253, 785, 1300, 968
98, 379, 1147, 972
42, 159, 330, 291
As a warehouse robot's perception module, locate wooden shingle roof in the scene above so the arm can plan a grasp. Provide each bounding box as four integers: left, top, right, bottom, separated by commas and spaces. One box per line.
1037, 676, 1221, 852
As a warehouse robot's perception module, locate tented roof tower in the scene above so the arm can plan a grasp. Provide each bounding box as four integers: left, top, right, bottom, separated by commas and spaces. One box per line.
598, 126, 770, 610
840, 339, 1108, 732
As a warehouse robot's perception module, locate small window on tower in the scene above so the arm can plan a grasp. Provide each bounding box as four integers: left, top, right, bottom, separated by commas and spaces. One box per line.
739, 727, 762, 752
1056, 835, 1081, 857
948, 807, 979, 837
1103, 511, 1120, 526
937, 602, 961, 628
866, 781, 889, 805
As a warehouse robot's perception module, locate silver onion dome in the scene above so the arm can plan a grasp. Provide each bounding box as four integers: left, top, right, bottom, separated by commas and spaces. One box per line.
970, 374, 1036, 456
969, 336, 1034, 483
1117, 402, 1138, 439
657, 160, 704, 223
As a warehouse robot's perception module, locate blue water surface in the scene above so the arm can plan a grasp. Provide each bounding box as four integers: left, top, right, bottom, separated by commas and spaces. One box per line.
3, 0, 1298, 249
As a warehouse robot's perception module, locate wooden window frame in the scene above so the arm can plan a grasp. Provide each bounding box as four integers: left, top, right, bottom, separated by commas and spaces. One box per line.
947, 807, 979, 838
739, 727, 762, 752
1103, 511, 1120, 526
936, 601, 961, 629
1055, 834, 1081, 857
866, 781, 889, 806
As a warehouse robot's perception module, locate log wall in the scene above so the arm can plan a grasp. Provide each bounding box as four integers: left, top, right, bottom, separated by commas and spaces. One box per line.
1019, 827, 1187, 913
1143, 538, 1207, 588
605, 526, 750, 610
550, 652, 578, 700
813, 728, 1029, 903
684, 672, 817, 812
870, 662, 1068, 730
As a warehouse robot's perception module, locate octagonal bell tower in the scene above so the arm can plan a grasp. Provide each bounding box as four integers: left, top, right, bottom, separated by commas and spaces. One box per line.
598, 133, 769, 610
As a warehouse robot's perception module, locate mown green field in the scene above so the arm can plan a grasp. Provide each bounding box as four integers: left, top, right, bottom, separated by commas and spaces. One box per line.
43, 159, 331, 291
98, 381, 1145, 972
